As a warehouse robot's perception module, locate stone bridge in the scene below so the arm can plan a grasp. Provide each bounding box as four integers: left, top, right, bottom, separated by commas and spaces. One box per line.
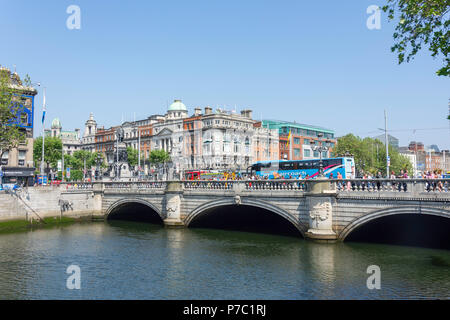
63, 178, 450, 243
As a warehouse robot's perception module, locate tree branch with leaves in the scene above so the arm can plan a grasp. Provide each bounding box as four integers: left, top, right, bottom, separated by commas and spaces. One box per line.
382, 0, 450, 76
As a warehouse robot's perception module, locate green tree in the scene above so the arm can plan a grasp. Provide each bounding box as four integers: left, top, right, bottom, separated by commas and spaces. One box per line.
63, 154, 82, 170
127, 147, 139, 167
72, 150, 97, 170
382, 0, 450, 76
0, 69, 34, 158
149, 149, 171, 166
67, 170, 83, 182
335, 134, 412, 176
149, 149, 171, 179
33, 136, 63, 171
63, 151, 107, 181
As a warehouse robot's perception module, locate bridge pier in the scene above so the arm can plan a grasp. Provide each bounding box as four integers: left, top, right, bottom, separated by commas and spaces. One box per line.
304, 179, 338, 243
163, 181, 185, 228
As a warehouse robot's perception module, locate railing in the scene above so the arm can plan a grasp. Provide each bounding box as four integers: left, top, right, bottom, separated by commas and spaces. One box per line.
104, 181, 167, 190
183, 181, 234, 190
61, 182, 94, 190
333, 179, 450, 194
59, 179, 450, 194
244, 180, 307, 191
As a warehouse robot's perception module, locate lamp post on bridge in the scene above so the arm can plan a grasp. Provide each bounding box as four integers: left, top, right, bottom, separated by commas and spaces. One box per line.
95, 153, 103, 181
310, 133, 331, 178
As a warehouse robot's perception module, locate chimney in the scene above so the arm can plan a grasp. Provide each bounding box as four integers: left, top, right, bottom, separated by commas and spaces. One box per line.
75, 128, 80, 139
241, 109, 252, 119
194, 107, 202, 116
205, 106, 212, 115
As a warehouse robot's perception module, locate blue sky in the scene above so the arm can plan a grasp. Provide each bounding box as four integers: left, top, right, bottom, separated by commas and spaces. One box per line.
1, 0, 449, 149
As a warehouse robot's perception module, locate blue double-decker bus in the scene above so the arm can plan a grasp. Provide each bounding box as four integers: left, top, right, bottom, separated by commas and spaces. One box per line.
248, 157, 355, 179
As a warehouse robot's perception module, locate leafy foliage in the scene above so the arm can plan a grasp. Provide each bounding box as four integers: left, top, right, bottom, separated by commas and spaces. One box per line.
382, 0, 450, 76
126, 147, 139, 167
33, 136, 63, 169
149, 149, 171, 166
63, 150, 106, 171
334, 134, 412, 176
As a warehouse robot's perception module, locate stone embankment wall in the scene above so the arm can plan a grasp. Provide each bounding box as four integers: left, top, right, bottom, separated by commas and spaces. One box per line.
0, 186, 98, 222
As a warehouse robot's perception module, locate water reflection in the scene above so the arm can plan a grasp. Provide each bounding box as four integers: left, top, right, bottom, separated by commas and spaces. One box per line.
0, 222, 448, 300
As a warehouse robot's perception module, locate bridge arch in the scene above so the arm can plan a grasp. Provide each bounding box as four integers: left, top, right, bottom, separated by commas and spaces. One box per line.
106, 198, 164, 223
185, 197, 307, 237
339, 206, 450, 241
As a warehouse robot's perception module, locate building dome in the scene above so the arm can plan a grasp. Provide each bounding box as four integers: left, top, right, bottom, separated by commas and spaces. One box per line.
51, 118, 62, 129
168, 99, 187, 112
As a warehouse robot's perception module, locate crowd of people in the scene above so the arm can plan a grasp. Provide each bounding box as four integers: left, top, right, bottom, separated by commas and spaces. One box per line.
185, 169, 449, 193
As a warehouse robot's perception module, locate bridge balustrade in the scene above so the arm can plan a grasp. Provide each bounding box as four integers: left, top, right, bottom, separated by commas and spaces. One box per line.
244, 180, 307, 191
334, 179, 449, 193
183, 181, 233, 190
104, 181, 166, 190
61, 183, 94, 190
61, 179, 450, 195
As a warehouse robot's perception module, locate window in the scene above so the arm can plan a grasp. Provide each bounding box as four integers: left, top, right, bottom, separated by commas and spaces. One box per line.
294, 138, 300, 145
1, 151, 9, 165
18, 150, 26, 166
280, 161, 299, 170
294, 148, 300, 157
303, 139, 310, 145
20, 113, 28, 125
304, 149, 310, 157
313, 151, 319, 158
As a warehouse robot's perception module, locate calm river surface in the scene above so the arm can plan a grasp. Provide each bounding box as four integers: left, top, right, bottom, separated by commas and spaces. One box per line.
0, 221, 449, 300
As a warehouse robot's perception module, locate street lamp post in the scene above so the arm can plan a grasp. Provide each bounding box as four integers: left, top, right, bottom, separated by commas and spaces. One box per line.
95, 153, 102, 181
310, 133, 330, 178
40, 87, 46, 178
61, 146, 65, 182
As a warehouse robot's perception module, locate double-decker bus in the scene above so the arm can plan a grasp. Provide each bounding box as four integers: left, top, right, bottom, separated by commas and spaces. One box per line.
248, 157, 355, 179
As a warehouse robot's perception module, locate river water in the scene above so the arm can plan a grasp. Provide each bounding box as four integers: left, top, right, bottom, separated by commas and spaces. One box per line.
0, 221, 448, 300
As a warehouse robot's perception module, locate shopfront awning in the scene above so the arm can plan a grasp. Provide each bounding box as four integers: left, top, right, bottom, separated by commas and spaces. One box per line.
2, 167, 35, 177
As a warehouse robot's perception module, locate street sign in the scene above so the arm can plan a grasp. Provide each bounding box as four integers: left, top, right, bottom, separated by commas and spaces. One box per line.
66, 167, 71, 179
57, 160, 62, 171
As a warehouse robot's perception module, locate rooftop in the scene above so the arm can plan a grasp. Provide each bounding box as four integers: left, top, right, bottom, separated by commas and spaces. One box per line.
262, 119, 334, 134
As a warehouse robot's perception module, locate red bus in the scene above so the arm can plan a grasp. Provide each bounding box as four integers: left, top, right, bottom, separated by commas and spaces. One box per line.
184, 170, 207, 180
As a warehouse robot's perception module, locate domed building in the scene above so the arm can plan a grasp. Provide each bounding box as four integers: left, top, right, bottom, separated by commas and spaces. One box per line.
45, 118, 81, 155
166, 99, 188, 120
50, 118, 62, 137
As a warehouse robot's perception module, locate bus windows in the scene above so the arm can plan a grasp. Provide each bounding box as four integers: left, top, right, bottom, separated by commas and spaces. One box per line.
280, 161, 298, 170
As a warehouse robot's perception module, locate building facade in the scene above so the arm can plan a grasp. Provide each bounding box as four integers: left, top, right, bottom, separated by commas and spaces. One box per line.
0, 67, 38, 186
82, 113, 97, 152
399, 141, 450, 176
83, 100, 280, 177
45, 118, 81, 155
262, 120, 336, 161
374, 133, 399, 150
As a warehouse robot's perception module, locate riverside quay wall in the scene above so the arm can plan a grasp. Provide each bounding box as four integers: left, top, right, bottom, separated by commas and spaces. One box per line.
0, 184, 102, 222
